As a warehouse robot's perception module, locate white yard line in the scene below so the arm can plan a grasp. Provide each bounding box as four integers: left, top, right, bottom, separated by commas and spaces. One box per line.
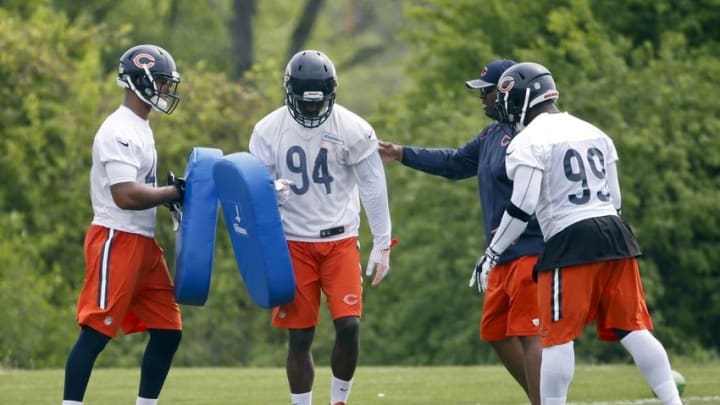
567, 396, 720, 405
475, 397, 720, 405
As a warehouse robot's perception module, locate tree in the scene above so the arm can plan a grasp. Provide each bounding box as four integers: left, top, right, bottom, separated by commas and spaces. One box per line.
286, 0, 325, 61
369, 0, 720, 361
231, 0, 255, 79
3, 0, 716, 369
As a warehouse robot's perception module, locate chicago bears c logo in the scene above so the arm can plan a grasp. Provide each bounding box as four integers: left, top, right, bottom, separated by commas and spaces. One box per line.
132, 53, 156, 69
500, 134, 513, 147
498, 76, 515, 93
342, 294, 360, 306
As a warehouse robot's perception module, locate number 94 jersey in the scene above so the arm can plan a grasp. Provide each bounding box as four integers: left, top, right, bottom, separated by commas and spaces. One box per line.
249, 104, 378, 241
505, 112, 619, 240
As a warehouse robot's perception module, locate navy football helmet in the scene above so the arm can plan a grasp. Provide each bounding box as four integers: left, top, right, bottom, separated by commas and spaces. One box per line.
283, 50, 337, 128
117, 44, 181, 114
495, 62, 559, 126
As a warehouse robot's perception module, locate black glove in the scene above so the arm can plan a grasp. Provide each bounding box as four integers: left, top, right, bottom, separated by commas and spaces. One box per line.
165, 171, 185, 211
167, 171, 185, 198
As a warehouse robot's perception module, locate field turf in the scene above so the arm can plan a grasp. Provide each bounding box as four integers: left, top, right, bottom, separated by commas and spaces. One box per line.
1, 362, 718, 404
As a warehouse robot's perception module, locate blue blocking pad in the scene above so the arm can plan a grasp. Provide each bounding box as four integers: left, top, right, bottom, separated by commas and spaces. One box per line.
173, 147, 224, 306
213, 152, 295, 309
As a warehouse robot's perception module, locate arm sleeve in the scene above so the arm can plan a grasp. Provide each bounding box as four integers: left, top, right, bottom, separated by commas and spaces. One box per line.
249, 129, 277, 178
346, 126, 379, 165
401, 136, 480, 180
95, 129, 141, 185
606, 160, 622, 211
106, 161, 139, 185
488, 165, 542, 254
353, 152, 391, 247
96, 131, 142, 169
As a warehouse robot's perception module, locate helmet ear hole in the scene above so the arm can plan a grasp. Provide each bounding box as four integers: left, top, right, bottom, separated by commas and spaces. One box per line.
140, 76, 153, 92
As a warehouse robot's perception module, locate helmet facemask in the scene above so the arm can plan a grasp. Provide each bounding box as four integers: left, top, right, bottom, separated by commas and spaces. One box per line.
284, 85, 335, 128
120, 67, 181, 115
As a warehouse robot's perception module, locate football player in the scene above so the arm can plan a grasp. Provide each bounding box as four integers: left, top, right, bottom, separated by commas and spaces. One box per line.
62, 44, 185, 405
379, 59, 541, 405
474, 62, 682, 405
249, 50, 394, 405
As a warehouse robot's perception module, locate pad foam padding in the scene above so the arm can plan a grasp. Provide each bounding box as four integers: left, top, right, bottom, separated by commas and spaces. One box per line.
173, 147, 223, 306
213, 152, 295, 308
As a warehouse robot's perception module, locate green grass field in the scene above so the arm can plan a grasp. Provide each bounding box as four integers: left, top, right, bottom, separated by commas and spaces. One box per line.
2, 362, 719, 404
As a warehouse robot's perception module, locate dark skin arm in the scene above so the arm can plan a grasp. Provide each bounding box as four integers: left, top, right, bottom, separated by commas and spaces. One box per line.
378, 141, 403, 163
110, 182, 181, 210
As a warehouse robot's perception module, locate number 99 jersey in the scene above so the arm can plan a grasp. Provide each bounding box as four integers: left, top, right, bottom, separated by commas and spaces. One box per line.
249, 103, 378, 242
505, 112, 619, 240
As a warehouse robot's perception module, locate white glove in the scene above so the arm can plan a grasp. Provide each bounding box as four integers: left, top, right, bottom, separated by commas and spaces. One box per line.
168, 202, 183, 232
365, 239, 398, 287
274, 179, 293, 205
469, 247, 500, 293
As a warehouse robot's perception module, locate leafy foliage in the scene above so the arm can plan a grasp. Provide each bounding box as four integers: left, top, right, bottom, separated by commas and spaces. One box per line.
370, 0, 720, 362
0, 6, 111, 367
1, 0, 719, 369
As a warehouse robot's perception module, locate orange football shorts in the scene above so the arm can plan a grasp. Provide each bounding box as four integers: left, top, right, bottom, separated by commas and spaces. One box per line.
76, 225, 182, 338
272, 237, 362, 329
537, 257, 653, 347
481, 255, 540, 341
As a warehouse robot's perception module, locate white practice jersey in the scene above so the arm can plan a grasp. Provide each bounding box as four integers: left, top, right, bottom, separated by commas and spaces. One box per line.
506, 112, 618, 240
90, 105, 158, 237
249, 104, 382, 242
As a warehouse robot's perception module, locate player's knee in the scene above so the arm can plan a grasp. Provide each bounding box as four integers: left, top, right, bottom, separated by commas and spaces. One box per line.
613, 328, 630, 340
289, 327, 315, 352
78, 326, 111, 355
149, 329, 182, 355
334, 316, 360, 345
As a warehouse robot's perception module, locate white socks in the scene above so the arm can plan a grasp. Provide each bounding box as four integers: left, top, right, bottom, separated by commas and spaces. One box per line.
534, 331, 682, 405
62, 402, 83, 405
290, 391, 312, 405
540, 341, 575, 405
288, 376, 352, 405
621, 330, 682, 405
330, 376, 353, 404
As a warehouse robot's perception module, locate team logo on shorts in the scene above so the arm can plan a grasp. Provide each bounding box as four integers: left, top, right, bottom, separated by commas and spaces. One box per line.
104, 316, 113, 326
342, 294, 359, 306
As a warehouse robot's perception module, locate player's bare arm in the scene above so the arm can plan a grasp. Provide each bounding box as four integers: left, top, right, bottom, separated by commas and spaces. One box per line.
111, 182, 181, 210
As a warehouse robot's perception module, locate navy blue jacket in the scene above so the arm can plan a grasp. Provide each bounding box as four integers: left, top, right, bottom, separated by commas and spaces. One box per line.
401, 122, 544, 264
